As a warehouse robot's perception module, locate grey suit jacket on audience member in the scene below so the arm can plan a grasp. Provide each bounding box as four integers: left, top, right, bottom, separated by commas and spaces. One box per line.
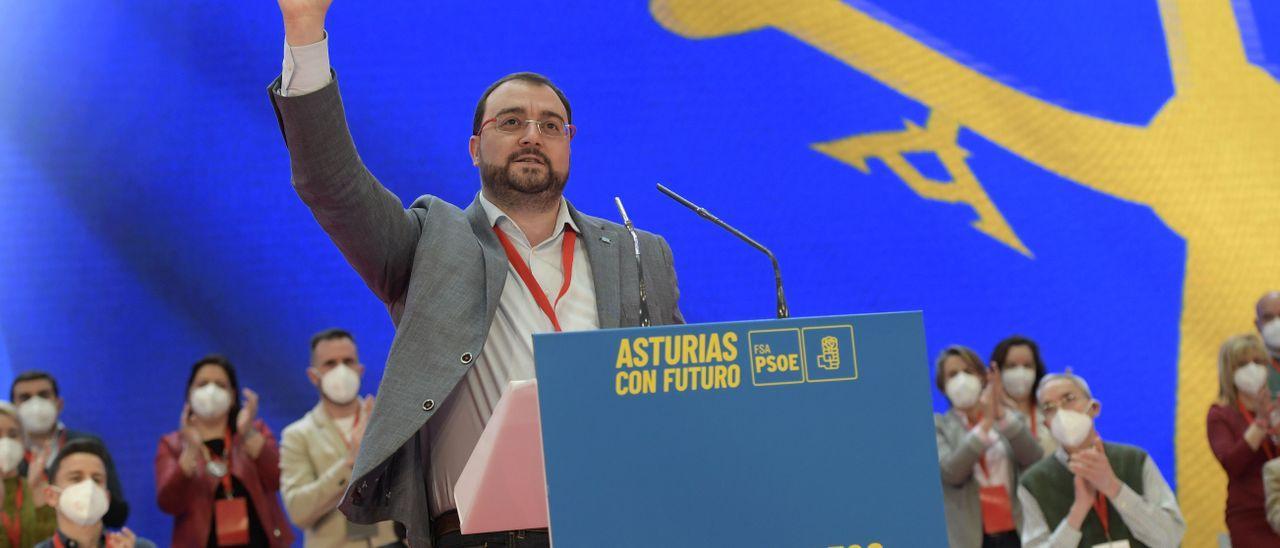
268, 75, 684, 546
936, 410, 1044, 548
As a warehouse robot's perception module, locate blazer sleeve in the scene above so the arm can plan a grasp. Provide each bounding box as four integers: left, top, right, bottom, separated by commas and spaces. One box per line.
1208, 404, 1262, 478
658, 235, 685, 325
280, 422, 353, 529
268, 74, 423, 305
936, 414, 984, 486
154, 434, 198, 515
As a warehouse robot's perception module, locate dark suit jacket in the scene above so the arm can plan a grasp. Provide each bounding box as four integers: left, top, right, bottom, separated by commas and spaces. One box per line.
269, 75, 684, 546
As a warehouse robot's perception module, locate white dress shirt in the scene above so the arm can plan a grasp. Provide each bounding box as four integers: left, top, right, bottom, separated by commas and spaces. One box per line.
1016, 447, 1185, 547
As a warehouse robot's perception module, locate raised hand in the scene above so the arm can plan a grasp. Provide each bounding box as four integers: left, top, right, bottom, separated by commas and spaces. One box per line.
106, 527, 137, 548
987, 364, 1006, 422
1067, 440, 1121, 499
345, 395, 374, 467
236, 388, 260, 435
277, 0, 334, 46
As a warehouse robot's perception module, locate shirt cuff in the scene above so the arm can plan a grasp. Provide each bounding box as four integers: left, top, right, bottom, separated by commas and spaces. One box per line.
1051, 519, 1083, 547
1109, 482, 1143, 512
280, 31, 332, 97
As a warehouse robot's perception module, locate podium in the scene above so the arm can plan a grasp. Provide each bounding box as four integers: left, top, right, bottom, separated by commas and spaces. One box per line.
532, 311, 948, 547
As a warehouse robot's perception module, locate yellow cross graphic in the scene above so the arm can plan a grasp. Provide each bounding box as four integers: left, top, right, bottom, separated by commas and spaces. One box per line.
651, 0, 1280, 543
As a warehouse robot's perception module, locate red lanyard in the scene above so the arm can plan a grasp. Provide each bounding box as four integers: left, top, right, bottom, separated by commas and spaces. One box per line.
1, 480, 22, 548
1093, 492, 1111, 540
492, 226, 577, 332
52, 533, 64, 548
210, 429, 234, 497
1239, 400, 1277, 459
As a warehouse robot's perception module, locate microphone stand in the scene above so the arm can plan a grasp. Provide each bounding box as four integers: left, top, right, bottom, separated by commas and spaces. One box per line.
656, 183, 789, 319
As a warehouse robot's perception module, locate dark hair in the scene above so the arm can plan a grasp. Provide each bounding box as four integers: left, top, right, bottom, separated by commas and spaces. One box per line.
989, 335, 1047, 403
310, 328, 355, 352
10, 370, 59, 402
472, 72, 572, 135
46, 438, 111, 486
185, 354, 241, 432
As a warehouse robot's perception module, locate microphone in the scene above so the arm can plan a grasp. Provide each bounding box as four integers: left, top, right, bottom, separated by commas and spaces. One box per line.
655, 183, 789, 319
614, 197, 652, 327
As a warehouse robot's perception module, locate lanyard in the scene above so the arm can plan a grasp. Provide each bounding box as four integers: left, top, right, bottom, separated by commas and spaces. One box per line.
1093, 492, 1112, 541
1239, 400, 1277, 459
52, 533, 64, 548
492, 226, 577, 332
1, 480, 22, 548
205, 429, 234, 498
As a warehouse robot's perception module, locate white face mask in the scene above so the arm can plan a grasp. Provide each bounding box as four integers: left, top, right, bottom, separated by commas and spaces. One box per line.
320, 364, 361, 405
17, 397, 58, 435
189, 384, 232, 419
56, 479, 110, 526
1001, 367, 1036, 400
0, 439, 23, 474
1263, 318, 1280, 351
945, 372, 982, 410
1050, 408, 1095, 449
1234, 362, 1269, 397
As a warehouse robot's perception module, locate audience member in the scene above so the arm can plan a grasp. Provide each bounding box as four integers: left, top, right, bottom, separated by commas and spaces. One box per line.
1018, 371, 1184, 547
10, 372, 128, 527
990, 336, 1055, 455
280, 330, 398, 547
154, 355, 292, 547
0, 402, 55, 546
34, 439, 153, 548
935, 345, 1043, 547
1208, 334, 1280, 545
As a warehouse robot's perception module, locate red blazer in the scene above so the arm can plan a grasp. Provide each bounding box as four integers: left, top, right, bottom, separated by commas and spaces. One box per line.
1207, 403, 1280, 545
154, 420, 294, 548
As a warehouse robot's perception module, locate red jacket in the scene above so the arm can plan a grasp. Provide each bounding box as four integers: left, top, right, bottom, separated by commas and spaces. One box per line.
1207, 403, 1280, 545
154, 420, 294, 547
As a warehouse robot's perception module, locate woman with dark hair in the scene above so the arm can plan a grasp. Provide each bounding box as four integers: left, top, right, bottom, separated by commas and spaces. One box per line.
934, 345, 1043, 547
989, 335, 1055, 455
154, 355, 293, 547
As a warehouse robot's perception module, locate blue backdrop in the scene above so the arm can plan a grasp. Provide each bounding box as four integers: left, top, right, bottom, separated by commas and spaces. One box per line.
1, 0, 1277, 541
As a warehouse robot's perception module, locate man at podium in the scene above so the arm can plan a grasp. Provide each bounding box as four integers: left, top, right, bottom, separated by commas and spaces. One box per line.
266, 1, 685, 546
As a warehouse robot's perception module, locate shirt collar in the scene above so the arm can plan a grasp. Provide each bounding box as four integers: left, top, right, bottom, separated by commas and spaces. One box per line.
54, 529, 105, 548
477, 192, 578, 246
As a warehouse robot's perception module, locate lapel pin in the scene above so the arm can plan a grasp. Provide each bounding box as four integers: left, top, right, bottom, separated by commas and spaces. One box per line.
600, 236, 612, 245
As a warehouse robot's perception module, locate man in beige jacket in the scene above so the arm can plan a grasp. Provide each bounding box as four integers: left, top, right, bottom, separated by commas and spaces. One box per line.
280, 329, 400, 547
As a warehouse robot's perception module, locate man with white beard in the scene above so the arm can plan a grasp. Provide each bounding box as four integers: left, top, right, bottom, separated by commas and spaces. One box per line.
279, 329, 399, 547
1017, 371, 1185, 547
9, 372, 129, 528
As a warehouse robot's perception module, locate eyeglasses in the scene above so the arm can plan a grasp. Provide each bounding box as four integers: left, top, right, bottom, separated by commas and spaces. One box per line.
1040, 391, 1086, 415
479, 114, 575, 139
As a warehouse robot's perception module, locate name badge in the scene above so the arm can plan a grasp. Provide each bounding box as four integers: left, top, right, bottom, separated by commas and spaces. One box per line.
215, 497, 251, 545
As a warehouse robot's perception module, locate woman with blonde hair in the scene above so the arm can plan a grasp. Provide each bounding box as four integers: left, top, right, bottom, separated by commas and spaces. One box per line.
1208, 333, 1280, 545
934, 345, 1043, 547
0, 402, 56, 547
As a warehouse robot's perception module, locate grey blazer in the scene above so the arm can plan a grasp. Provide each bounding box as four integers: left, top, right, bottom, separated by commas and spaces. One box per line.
935, 410, 1044, 548
268, 76, 684, 546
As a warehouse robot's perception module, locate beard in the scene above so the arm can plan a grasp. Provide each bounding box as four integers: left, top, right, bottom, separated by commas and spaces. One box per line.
480, 147, 569, 213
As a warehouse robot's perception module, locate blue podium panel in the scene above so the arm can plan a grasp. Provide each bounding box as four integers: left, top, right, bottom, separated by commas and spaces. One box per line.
533, 311, 946, 547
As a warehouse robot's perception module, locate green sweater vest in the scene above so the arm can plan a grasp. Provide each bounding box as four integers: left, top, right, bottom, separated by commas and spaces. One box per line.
1020, 442, 1148, 547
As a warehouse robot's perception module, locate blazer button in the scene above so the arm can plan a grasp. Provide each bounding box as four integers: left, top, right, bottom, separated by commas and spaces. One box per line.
422, 399, 435, 412
460, 352, 474, 364
272, 528, 282, 538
